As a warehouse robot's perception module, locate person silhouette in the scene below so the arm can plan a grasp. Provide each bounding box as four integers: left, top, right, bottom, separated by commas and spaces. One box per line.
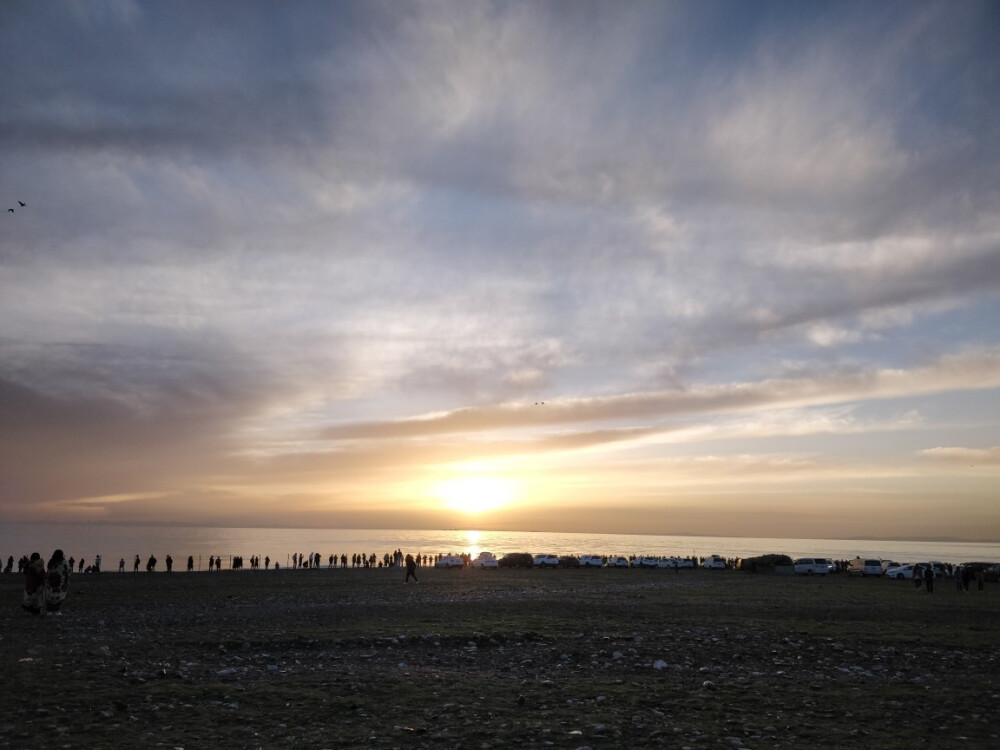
44, 549, 72, 613
22, 553, 45, 614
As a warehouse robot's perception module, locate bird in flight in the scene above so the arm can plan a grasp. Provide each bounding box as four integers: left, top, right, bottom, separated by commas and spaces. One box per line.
18, 201, 26, 207
7, 208, 12, 213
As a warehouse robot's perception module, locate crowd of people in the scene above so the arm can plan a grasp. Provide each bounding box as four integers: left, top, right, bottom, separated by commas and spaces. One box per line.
11, 545, 990, 616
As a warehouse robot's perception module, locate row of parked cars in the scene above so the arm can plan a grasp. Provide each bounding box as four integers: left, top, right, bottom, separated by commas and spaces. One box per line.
792, 557, 952, 577
791, 557, 999, 580
434, 552, 721, 569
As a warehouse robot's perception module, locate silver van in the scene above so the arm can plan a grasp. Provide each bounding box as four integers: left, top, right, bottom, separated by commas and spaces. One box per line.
793, 558, 831, 575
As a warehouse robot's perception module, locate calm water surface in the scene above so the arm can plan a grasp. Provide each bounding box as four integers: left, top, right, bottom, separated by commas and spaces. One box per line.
1, 523, 997, 569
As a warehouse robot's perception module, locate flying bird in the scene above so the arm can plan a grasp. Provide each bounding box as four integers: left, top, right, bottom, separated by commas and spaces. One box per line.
7, 208, 12, 213
18, 201, 26, 207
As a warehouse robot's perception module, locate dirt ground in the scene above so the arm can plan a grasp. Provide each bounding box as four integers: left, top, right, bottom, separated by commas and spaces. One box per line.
1, 566, 997, 749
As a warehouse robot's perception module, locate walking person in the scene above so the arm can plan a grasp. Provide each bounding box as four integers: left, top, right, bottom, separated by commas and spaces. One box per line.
404, 553, 419, 584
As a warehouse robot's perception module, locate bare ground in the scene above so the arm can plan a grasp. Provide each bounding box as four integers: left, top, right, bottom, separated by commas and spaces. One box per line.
1, 567, 998, 749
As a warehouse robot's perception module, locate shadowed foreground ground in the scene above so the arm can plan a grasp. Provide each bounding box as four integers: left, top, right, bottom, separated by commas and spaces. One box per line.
1, 567, 997, 749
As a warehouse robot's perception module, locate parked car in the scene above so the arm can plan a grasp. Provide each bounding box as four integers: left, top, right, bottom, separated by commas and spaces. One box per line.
847, 558, 884, 577
558, 555, 580, 568
607, 556, 631, 568
702, 555, 726, 569
579, 555, 605, 567
498, 552, 534, 568
984, 564, 1000, 582
881, 560, 901, 573
671, 557, 695, 569
434, 554, 464, 569
533, 554, 559, 568
470, 552, 499, 569
885, 564, 916, 580
637, 556, 664, 568
793, 557, 832, 575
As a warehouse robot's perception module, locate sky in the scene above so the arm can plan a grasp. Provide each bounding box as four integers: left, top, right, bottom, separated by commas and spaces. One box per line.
1, 1, 998, 541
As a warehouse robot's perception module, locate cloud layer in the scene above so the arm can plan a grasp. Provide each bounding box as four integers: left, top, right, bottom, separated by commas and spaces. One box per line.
2, 1, 998, 539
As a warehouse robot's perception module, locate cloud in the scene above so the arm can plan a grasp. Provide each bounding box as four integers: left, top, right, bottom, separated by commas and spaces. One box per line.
323, 348, 1000, 440
919, 446, 1000, 466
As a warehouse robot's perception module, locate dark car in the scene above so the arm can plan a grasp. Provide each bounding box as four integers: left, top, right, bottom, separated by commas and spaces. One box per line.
558, 555, 580, 568
498, 553, 534, 569
984, 564, 1000, 582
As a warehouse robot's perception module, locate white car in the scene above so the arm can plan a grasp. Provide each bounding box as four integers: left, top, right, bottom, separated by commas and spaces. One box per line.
434, 554, 464, 569
793, 557, 832, 575
885, 564, 916, 580
470, 552, 498, 569
702, 555, 726, 569
579, 555, 604, 567
637, 556, 664, 568
533, 554, 559, 568
607, 556, 631, 568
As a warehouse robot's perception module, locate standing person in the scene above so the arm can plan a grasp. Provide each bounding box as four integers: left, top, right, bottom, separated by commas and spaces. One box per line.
44, 549, 72, 613
924, 564, 934, 593
119, 558, 125, 573
187, 555, 194, 572
22, 552, 45, 614
133, 554, 140, 572
165, 554, 173, 573
404, 553, 418, 584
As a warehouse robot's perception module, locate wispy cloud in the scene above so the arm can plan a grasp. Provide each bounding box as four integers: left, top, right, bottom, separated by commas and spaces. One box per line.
920, 446, 1000, 466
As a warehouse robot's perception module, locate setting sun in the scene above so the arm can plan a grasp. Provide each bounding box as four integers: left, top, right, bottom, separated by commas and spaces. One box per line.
433, 475, 518, 515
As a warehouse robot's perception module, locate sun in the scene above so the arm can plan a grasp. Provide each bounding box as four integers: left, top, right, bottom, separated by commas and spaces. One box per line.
433, 475, 517, 515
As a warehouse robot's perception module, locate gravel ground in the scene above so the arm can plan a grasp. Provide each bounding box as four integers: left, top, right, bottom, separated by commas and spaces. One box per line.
1, 567, 998, 749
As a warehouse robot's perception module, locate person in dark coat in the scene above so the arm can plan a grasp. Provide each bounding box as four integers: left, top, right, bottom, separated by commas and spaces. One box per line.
404, 553, 418, 584
923, 564, 934, 593
22, 553, 45, 614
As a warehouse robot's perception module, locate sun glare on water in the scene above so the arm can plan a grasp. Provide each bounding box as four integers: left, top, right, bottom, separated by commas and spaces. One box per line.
434, 475, 517, 515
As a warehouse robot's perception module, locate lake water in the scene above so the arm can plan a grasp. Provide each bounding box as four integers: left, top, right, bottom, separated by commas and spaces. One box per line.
1, 523, 997, 569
